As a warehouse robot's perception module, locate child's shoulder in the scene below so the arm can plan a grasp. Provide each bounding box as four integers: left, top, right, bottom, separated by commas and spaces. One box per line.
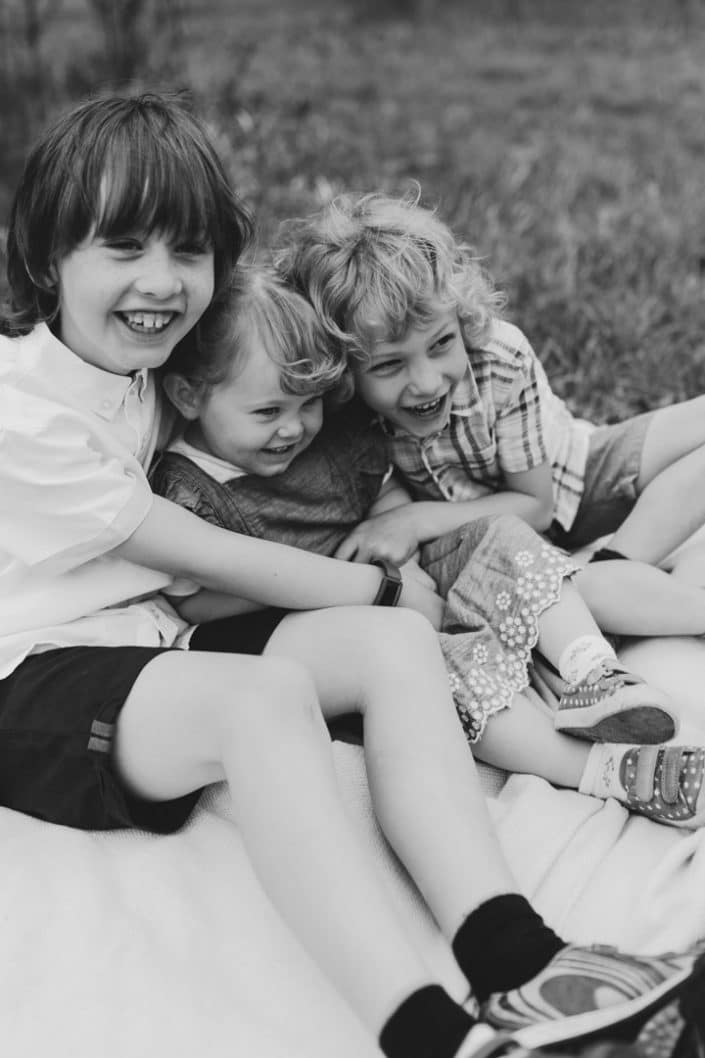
0, 321, 45, 368
1, 322, 99, 388
475, 318, 535, 368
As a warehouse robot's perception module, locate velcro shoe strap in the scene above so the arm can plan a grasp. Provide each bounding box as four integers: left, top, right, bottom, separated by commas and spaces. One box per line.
660, 747, 685, 804
633, 745, 660, 802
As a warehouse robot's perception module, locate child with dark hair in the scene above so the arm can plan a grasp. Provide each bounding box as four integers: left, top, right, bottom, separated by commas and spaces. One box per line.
7, 91, 699, 1058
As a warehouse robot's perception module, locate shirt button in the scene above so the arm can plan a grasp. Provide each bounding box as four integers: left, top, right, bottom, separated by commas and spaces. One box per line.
101, 400, 112, 410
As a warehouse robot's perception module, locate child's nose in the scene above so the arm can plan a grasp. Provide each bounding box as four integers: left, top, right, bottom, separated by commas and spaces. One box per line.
277, 416, 304, 440
134, 246, 183, 299
408, 359, 442, 395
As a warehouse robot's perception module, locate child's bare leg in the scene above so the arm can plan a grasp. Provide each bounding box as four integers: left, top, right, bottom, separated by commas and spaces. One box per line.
472, 692, 590, 788
535, 576, 603, 657
264, 607, 515, 936
609, 396, 705, 563
113, 633, 705, 1054
665, 538, 705, 586
114, 650, 432, 1032
574, 561, 705, 636
265, 607, 705, 1048
533, 577, 676, 742
473, 694, 705, 833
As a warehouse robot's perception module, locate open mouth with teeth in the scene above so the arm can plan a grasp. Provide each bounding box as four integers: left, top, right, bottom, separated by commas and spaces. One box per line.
263, 442, 297, 456
119, 311, 176, 334
405, 394, 447, 419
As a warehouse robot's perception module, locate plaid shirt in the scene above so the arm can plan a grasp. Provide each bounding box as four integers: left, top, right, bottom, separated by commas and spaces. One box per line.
384, 318, 595, 531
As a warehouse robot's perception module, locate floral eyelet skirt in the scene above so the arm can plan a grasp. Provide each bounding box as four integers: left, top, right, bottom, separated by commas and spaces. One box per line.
420, 514, 579, 744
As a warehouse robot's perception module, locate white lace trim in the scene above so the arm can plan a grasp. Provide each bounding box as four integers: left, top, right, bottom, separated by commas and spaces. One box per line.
449, 544, 580, 743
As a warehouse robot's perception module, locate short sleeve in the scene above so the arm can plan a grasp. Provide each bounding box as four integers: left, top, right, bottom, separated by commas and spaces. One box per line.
0, 384, 153, 587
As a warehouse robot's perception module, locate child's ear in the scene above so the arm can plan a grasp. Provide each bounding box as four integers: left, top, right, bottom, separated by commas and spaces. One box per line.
162, 373, 204, 421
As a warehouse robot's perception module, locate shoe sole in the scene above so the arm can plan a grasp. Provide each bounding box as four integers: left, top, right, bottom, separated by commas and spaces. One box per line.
511, 950, 705, 1050
555, 704, 677, 744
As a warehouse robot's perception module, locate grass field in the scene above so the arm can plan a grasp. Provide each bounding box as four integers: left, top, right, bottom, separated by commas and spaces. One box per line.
3, 0, 705, 420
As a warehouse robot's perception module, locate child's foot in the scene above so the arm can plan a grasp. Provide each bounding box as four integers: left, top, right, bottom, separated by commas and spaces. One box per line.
554, 662, 677, 743
479, 944, 705, 1052
617, 744, 705, 827
580, 742, 705, 827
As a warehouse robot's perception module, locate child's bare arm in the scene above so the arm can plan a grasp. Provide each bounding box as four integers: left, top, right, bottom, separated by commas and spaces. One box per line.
167, 589, 266, 624
116, 495, 444, 627
334, 463, 554, 564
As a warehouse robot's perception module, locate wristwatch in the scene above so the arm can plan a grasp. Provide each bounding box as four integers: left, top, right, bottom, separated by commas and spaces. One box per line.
371, 559, 403, 607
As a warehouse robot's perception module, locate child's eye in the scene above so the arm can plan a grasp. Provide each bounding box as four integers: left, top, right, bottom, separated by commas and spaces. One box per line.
433, 332, 456, 350
104, 236, 143, 253
175, 239, 212, 257
369, 359, 401, 376
254, 406, 280, 418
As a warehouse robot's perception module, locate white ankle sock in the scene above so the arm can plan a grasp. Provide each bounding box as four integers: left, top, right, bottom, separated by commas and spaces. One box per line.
579, 743, 631, 799
557, 634, 618, 684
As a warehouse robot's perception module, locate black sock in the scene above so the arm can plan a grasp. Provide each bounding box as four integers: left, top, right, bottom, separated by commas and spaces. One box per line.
452, 894, 565, 1004
379, 984, 475, 1058
589, 546, 629, 563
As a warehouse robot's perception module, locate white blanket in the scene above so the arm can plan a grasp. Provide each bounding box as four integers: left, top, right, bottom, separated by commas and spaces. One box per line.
3, 636, 705, 1058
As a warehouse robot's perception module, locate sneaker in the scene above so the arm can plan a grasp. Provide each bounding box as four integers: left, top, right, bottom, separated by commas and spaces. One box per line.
618, 745, 705, 828
553, 662, 677, 743
480, 944, 705, 1050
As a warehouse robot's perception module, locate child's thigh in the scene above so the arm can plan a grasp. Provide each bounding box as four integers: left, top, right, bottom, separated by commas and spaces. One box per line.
567, 413, 655, 548
116, 648, 326, 802
263, 605, 444, 719
639, 394, 705, 484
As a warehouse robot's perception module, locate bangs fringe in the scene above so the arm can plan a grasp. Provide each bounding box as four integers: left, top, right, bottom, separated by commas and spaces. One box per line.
90, 126, 215, 247
5, 92, 253, 331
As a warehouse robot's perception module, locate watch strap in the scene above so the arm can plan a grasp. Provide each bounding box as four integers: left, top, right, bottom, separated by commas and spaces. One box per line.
371, 559, 403, 607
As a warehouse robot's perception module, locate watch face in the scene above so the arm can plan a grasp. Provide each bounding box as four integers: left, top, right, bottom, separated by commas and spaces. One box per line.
373, 561, 403, 606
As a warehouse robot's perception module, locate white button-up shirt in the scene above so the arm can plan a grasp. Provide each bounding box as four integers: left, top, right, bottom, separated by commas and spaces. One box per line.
0, 323, 186, 678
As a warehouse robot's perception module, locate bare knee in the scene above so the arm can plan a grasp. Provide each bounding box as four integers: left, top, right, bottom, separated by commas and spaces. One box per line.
362, 607, 439, 668
213, 656, 326, 740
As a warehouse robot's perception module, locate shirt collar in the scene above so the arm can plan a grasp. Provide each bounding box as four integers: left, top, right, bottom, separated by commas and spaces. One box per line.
24, 323, 145, 420
169, 437, 247, 483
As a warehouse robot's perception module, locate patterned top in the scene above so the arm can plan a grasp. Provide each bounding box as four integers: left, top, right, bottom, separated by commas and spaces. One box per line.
384, 318, 595, 531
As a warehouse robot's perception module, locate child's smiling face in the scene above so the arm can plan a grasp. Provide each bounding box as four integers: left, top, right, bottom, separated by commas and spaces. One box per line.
351, 304, 468, 437
186, 337, 325, 477
56, 231, 215, 375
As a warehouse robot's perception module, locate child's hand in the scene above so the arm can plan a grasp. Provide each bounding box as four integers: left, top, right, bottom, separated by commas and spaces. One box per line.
334, 508, 421, 565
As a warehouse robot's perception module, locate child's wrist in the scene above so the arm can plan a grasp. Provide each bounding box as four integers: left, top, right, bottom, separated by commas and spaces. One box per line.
370, 559, 403, 606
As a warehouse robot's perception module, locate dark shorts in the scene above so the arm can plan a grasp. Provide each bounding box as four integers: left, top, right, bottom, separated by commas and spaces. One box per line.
0, 608, 289, 834
548, 411, 655, 551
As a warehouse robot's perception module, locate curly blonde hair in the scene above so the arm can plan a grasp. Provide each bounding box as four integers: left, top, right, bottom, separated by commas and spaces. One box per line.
277, 188, 505, 363
167, 262, 347, 399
